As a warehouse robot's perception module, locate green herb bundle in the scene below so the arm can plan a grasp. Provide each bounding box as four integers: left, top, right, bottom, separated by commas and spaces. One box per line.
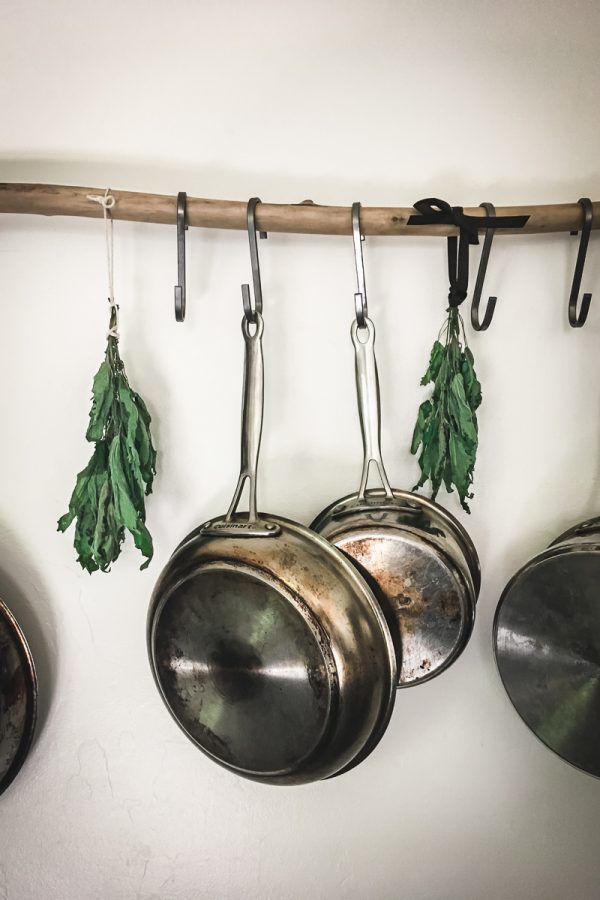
411, 307, 482, 513
58, 314, 157, 572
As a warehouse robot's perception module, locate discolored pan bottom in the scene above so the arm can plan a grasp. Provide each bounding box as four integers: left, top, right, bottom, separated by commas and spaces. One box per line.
334, 529, 474, 685
152, 565, 336, 777
495, 549, 600, 777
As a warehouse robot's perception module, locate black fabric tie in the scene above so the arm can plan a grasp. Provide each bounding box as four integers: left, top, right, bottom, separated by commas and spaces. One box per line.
407, 198, 529, 308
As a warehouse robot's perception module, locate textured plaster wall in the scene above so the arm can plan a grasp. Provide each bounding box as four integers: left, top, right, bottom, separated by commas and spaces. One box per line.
1, 1, 600, 898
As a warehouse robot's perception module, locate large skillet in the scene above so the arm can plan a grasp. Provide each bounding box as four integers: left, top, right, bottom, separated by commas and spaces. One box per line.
311, 204, 480, 687
494, 515, 600, 777
148, 201, 397, 785
0, 597, 37, 795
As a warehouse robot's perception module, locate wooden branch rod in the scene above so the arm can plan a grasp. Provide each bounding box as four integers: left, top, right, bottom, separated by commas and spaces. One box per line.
1, 183, 599, 237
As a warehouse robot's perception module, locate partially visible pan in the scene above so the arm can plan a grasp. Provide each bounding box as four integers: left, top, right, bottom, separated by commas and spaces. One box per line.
0, 597, 37, 795
312, 203, 480, 687
494, 515, 600, 777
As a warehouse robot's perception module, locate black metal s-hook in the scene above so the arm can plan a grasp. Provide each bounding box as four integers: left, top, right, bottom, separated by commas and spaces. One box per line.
407, 199, 529, 312
568, 197, 594, 328
241, 198, 268, 323
174, 191, 188, 321
471, 202, 498, 331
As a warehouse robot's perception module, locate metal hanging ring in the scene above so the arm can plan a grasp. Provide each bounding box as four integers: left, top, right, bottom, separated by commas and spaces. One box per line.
241, 197, 267, 324
352, 202, 368, 328
568, 197, 593, 328
471, 201, 498, 331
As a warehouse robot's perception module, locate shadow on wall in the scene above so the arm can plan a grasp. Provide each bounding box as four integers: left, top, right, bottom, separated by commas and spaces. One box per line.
0, 532, 58, 743
1, 155, 600, 205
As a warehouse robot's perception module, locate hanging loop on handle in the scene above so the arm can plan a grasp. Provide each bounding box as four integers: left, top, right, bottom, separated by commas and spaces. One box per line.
568, 197, 593, 328
351, 318, 394, 502
471, 202, 498, 331
242, 197, 268, 324
174, 191, 188, 322
352, 202, 368, 328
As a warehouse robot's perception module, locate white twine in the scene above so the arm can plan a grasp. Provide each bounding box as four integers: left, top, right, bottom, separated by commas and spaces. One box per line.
86, 188, 119, 340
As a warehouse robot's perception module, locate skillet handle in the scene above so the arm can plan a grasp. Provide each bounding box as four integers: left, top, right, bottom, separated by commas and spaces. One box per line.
226, 313, 264, 523
351, 317, 394, 502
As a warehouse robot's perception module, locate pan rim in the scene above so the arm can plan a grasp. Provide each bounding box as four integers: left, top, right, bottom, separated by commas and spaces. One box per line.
311, 487, 481, 597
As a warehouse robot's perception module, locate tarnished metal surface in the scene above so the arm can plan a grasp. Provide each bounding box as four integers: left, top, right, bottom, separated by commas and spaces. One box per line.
148, 514, 397, 785
0, 598, 37, 796
312, 489, 479, 687
311, 302, 479, 689
148, 291, 396, 784
494, 522, 600, 777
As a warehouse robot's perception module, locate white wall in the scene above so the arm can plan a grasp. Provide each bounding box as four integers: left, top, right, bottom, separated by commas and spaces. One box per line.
1, 1, 600, 897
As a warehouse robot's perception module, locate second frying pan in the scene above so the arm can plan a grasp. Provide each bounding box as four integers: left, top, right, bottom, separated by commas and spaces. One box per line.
312, 204, 480, 687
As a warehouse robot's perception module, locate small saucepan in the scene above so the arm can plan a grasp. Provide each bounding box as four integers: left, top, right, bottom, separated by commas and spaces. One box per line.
312, 204, 480, 687
147, 200, 397, 784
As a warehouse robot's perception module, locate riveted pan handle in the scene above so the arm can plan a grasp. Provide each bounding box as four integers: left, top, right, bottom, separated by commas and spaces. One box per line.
351, 317, 394, 502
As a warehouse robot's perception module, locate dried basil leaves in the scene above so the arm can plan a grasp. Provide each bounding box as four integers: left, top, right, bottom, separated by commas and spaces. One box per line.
411, 307, 482, 512
58, 328, 157, 572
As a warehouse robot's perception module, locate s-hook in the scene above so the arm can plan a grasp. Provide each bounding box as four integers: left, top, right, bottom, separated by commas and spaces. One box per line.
568, 197, 593, 328
471, 202, 498, 331
241, 197, 268, 324
352, 202, 368, 328
174, 191, 188, 321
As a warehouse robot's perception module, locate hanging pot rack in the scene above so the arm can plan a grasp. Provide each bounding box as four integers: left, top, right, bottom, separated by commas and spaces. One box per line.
1, 183, 599, 236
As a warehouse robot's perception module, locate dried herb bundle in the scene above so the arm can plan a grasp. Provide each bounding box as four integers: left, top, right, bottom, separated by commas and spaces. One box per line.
58, 324, 157, 572
411, 307, 481, 512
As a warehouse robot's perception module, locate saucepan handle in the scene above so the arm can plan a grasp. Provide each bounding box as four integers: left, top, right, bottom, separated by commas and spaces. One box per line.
351, 317, 394, 502
226, 313, 264, 522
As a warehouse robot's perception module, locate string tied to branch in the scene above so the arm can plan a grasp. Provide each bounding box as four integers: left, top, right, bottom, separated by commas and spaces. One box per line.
87, 189, 119, 340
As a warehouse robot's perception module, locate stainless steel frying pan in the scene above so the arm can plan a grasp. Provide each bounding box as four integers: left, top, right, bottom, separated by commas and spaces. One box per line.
494, 516, 600, 777
312, 203, 480, 687
0, 597, 37, 795
147, 200, 397, 784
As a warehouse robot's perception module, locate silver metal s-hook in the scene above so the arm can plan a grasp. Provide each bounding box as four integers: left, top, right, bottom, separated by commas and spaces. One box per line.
242, 197, 268, 324
352, 202, 368, 328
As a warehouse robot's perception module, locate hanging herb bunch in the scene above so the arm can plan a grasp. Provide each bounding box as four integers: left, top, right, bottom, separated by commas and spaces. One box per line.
407, 198, 529, 513
58, 194, 157, 571
411, 307, 481, 512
